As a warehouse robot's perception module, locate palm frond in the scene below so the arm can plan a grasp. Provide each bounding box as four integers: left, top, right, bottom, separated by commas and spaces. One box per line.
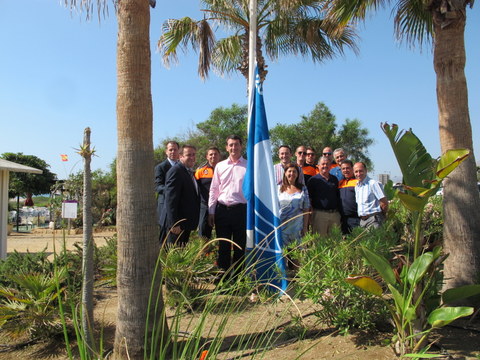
197, 19, 216, 79
325, 0, 389, 26
158, 17, 202, 67
272, 17, 358, 62
211, 36, 243, 76
393, 0, 433, 48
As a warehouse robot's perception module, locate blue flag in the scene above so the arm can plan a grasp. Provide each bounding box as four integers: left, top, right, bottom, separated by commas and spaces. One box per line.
243, 66, 287, 292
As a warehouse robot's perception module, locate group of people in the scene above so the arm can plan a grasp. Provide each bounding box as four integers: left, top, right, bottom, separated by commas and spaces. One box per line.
155, 136, 247, 275
154, 137, 388, 275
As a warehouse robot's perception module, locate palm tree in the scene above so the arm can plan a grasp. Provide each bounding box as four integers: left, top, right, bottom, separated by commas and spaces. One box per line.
114, 1, 169, 358
158, 0, 358, 84
63, 1, 167, 358
327, 0, 480, 291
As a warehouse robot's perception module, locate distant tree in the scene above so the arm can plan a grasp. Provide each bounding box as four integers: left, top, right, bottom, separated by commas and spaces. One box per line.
61, 167, 117, 227
155, 104, 248, 163
1, 153, 56, 204
270, 102, 373, 167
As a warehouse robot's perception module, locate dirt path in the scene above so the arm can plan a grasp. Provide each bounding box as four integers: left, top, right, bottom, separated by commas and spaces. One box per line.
6, 228, 115, 256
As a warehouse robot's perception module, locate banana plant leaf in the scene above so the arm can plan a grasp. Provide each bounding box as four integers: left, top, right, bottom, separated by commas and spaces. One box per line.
360, 246, 397, 286
428, 306, 473, 328
407, 252, 434, 285
397, 191, 427, 212
381, 123, 436, 188
436, 149, 470, 179
345, 275, 383, 296
442, 284, 480, 304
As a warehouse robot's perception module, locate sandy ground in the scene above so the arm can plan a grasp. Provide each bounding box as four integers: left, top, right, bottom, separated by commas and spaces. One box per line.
6, 228, 115, 256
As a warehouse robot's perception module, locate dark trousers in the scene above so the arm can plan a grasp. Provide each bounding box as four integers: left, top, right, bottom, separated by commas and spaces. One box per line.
341, 215, 360, 234
159, 226, 167, 244
166, 229, 191, 247
215, 203, 247, 273
198, 203, 213, 239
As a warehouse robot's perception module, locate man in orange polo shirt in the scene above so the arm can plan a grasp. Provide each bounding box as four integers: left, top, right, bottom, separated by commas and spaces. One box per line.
338, 160, 359, 234
303, 147, 318, 182
195, 146, 221, 239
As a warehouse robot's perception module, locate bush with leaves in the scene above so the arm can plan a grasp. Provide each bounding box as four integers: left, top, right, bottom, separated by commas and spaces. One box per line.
387, 197, 443, 248
0, 237, 114, 341
161, 235, 219, 309
0, 268, 68, 340
95, 234, 117, 286
0, 250, 51, 288
291, 226, 398, 332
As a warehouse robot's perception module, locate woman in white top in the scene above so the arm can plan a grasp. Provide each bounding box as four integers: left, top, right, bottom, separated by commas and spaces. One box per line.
278, 163, 310, 247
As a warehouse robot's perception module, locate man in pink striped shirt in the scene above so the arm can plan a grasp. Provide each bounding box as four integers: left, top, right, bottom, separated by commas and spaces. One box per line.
208, 135, 247, 274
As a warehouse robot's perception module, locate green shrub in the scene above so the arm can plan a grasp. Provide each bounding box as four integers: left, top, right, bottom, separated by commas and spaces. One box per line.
161, 236, 219, 309
0, 250, 51, 288
291, 226, 398, 332
95, 234, 117, 285
0, 268, 68, 340
387, 197, 443, 247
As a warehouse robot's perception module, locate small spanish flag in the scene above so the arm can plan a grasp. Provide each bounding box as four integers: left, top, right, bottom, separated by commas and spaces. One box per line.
61, 154, 69, 162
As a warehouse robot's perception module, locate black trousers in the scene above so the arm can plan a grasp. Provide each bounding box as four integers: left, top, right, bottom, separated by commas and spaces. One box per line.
198, 203, 213, 239
341, 215, 360, 234
215, 203, 247, 273
166, 229, 191, 246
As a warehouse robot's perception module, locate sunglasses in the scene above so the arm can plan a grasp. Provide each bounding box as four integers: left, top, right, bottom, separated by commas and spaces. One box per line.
323, 152, 332, 155
297, 151, 306, 155
306, 153, 315, 156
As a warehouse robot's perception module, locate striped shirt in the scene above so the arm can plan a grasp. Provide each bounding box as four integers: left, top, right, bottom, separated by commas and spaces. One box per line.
355, 176, 386, 216
274, 163, 305, 185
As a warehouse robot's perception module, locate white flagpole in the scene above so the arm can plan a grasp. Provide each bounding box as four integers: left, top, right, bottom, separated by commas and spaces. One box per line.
246, 0, 257, 249
248, 0, 257, 110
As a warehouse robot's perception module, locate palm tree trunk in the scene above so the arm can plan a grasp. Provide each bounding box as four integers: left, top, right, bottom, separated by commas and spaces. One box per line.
239, 32, 268, 85
432, 1, 480, 293
81, 127, 94, 354
114, 0, 168, 358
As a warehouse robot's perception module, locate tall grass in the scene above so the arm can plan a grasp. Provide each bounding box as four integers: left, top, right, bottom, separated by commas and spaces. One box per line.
0, 227, 399, 359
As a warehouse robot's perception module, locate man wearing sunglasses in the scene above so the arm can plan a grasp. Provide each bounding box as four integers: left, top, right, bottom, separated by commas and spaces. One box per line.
303, 147, 318, 183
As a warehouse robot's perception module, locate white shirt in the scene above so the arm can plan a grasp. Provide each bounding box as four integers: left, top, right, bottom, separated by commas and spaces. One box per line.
355, 176, 386, 216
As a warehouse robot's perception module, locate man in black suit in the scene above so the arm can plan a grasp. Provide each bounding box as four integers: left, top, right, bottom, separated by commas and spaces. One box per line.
155, 141, 179, 242
161, 145, 200, 246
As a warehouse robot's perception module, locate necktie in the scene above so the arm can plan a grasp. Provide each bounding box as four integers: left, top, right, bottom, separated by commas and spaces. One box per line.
189, 169, 199, 194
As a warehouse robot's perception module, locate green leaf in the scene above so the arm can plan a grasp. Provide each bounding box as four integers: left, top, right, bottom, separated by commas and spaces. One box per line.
407, 252, 434, 285
436, 149, 470, 179
432, 246, 442, 260
404, 186, 430, 196
405, 306, 416, 322
360, 247, 397, 286
381, 123, 436, 188
397, 191, 427, 212
345, 275, 383, 296
402, 354, 448, 358
388, 284, 406, 312
442, 285, 480, 304
428, 307, 473, 328
383, 179, 397, 201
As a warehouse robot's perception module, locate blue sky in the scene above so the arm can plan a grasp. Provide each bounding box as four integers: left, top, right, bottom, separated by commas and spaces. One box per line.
1, 0, 479, 182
